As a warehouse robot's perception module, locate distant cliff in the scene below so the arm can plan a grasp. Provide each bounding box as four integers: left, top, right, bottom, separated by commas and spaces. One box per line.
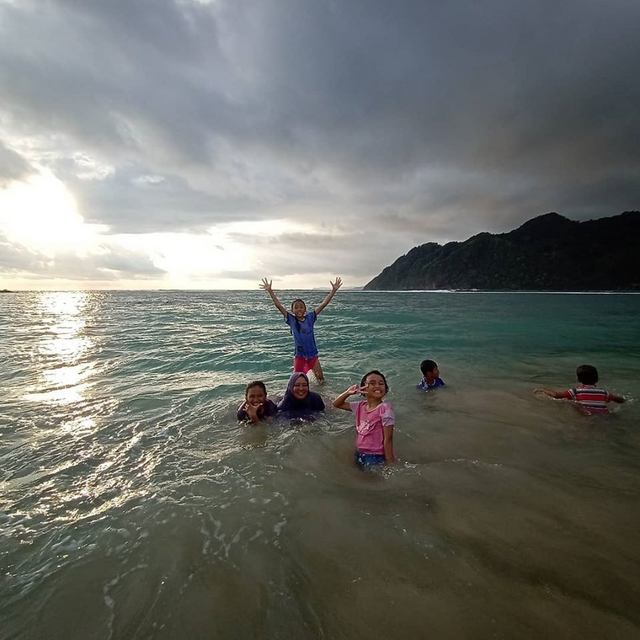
364, 211, 640, 291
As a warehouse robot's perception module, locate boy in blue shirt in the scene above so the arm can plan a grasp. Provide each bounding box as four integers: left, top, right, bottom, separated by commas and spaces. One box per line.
417, 359, 445, 391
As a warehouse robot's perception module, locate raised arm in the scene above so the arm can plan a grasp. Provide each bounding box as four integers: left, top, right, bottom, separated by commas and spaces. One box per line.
332, 384, 362, 411
314, 277, 343, 316
260, 278, 287, 318
533, 388, 566, 399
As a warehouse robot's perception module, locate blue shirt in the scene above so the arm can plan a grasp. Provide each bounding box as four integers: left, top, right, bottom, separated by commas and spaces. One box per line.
285, 311, 318, 358
417, 377, 445, 391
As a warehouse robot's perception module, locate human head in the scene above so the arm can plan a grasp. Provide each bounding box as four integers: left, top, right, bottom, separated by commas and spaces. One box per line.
287, 372, 310, 401
576, 364, 598, 385
360, 370, 389, 397
420, 359, 439, 381
245, 380, 267, 406
291, 298, 307, 320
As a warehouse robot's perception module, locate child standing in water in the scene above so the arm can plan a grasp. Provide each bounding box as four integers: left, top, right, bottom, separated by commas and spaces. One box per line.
333, 370, 396, 468
260, 277, 342, 381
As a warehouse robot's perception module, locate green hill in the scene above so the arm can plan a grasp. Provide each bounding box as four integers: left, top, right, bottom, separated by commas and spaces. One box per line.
364, 211, 640, 291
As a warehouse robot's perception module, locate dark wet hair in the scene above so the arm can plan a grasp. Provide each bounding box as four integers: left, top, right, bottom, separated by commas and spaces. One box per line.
245, 380, 267, 397
576, 365, 598, 385
420, 359, 438, 376
290, 298, 306, 333
360, 370, 389, 393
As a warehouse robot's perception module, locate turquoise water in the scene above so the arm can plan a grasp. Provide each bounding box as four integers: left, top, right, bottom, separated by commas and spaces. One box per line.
1, 290, 640, 639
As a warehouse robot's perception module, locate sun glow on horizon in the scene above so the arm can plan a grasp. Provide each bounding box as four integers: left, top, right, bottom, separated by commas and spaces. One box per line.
0, 173, 354, 290
0, 171, 108, 256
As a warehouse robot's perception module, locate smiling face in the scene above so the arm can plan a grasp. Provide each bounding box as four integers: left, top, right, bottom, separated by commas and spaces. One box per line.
291, 299, 306, 320
363, 373, 387, 399
292, 376, 309, 400
246, 385, 267, 407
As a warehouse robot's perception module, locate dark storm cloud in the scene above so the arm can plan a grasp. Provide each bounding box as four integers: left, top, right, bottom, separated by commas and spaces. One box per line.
0, 0, 638, 262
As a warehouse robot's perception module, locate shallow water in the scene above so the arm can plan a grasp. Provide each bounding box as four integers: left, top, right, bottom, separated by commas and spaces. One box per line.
1, 290, 639, 639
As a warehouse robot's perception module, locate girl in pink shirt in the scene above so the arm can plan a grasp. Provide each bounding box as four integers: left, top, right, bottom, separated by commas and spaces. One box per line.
333, 370, 396, 468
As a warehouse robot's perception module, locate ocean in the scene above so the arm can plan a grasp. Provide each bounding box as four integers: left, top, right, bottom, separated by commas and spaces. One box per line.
1, 290, 639, 639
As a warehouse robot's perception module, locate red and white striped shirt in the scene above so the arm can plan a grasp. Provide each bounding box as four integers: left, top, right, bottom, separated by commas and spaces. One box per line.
563, 385, 614, 414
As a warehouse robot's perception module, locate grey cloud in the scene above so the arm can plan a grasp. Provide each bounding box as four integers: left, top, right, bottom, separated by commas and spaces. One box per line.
229, 230, 360, 250
249, 227, 408, 280
0, 0, 638, 280
0, 235, 164, 281
61, 166, 250, 233
0, 237, 49, 272
91, 249, 165, 277
0, 141, 35, 185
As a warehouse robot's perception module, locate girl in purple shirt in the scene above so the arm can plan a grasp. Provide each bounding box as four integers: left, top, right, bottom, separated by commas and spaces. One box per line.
333, 370, 396, 468
237, 380, 278, 424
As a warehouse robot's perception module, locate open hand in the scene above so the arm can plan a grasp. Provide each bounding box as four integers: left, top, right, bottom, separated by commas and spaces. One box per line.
260, 278, 273, 292
330, 277, 343, 293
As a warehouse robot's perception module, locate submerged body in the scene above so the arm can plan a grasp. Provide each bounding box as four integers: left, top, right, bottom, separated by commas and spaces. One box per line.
237, 380, 278, 424
534, 364, 625, 415
278, 372, 325, 419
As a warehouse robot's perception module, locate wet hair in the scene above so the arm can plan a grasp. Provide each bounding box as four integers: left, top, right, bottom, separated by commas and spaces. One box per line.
360, 369, 389, 393
420, 359, 438, 376
576, 365, 598, 385
290, 299, 306, 333
245, 380, 267, 397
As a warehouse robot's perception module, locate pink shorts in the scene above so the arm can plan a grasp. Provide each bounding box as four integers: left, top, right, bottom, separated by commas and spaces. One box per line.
293, 356, 319, 374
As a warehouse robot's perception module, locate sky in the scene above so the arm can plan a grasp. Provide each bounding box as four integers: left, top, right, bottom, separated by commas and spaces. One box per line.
1, 0, 639, 290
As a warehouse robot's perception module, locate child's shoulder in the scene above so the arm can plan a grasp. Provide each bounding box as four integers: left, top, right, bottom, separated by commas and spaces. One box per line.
417, 377, 445, 390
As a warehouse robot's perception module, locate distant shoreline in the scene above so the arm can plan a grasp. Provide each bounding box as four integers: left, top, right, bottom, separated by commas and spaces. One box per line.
350, 289, 640, 295
2, 288, 640, 295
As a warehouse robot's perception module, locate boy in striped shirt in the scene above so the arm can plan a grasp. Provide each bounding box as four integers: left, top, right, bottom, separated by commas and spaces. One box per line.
534, 365, 625, 415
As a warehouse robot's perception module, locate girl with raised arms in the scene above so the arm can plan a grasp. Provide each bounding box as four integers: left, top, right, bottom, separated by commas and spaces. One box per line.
333, 370, 396, 468
260, 277, 342, 381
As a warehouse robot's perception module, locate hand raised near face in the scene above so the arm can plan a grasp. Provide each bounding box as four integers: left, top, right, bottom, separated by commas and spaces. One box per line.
245, 402, 263, 419
346, 383, 365, 395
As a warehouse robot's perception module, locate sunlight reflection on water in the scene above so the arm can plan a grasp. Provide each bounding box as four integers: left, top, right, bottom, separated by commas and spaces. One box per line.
24, 292, 97, 406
